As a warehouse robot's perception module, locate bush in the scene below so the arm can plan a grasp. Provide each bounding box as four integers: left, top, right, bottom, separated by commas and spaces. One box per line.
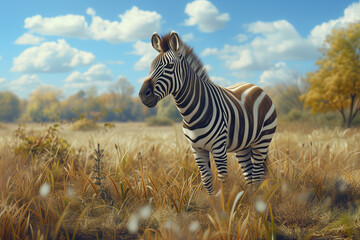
284, 108, 303, 122
145, 116, 173, 126
279, 109, 345, 128
71, 119, 98, 131
14, 123, 71, 163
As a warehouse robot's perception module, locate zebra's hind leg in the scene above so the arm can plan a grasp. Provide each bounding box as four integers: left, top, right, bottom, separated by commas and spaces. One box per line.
251, 143, 269, 183
236, 147, 253, 183
193, 147, 214, 195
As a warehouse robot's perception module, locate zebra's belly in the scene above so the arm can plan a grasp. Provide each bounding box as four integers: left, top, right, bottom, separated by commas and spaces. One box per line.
226, 143, 252, 153
182, 126, 221, 151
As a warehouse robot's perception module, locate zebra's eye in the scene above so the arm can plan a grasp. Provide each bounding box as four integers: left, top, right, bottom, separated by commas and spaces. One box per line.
166, 63, 174, 69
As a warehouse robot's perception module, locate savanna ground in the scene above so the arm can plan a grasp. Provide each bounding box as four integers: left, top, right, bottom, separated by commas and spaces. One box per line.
0, 121, 359, 239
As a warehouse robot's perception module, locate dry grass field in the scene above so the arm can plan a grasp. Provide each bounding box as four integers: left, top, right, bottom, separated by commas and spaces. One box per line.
0, 121, 359, 239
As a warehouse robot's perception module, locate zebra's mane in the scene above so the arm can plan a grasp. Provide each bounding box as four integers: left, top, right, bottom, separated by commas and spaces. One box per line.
160, 33, 212, 83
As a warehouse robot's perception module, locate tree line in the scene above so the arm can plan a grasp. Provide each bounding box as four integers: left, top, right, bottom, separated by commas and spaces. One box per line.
0, 78, 157, 123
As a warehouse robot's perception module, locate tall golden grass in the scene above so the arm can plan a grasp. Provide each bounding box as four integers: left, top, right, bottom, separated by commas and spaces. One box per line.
0, 121, 359, 239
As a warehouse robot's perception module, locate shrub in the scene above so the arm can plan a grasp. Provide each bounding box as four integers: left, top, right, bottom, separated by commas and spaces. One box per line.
71, 119, 98, 131
14, 123, 71, 163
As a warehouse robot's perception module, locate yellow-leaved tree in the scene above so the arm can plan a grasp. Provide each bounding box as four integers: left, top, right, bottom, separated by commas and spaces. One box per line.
26, 86, 63, 122
302, 23, 360, 128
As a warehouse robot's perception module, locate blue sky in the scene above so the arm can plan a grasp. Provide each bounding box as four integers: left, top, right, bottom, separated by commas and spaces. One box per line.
0, 0, 359, 98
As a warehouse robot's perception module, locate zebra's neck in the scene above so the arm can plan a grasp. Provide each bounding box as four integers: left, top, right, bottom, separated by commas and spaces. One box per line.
172, 64, 218, 124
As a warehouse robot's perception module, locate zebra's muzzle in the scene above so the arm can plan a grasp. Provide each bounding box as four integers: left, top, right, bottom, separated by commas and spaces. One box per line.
139, 80, 159, 108
144, 97, 159, 108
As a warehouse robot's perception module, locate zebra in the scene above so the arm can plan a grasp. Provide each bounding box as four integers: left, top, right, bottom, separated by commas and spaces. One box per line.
139, 32, 277, 194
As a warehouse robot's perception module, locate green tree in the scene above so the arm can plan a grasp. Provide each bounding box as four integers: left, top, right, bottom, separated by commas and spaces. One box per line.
60, 88, 104, 121
0, 91, 21, 122
60, 90, 86, 120
302, 23, 360, 128
112, 76, 134, 99
99, 77, 143, 121
26, 86, 63, 122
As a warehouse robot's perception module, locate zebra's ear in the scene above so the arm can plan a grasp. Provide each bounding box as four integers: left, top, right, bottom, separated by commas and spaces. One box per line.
169, 31, 181, 53
151, 32, 162, 52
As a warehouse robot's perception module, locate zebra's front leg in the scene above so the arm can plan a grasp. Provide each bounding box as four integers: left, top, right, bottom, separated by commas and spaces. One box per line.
193, 148, 213, 194
211, 143, 228, 183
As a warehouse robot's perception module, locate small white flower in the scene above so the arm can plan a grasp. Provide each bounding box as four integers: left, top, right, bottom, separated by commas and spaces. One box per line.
127, 214, 139, 234
139, 205, 152, 219
67, 187, 75, 198
164, 220, 173, 230
164, 220, 180, 232
255, 199, 267, 213
39, 183, 50, 197
189, 220, 200, 232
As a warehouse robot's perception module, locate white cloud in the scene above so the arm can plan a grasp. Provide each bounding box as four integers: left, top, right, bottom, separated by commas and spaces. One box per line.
66, 64, 113, 82
0, 78, 6, 84
0, 55, 2, 61
184, 0, 230, 33
210, 76, 231, 86
309, 2, 360, 46
259, 62, 295, 85
182, 33, 194, 42
24, 7, 162, 43
234, 34, 248, 43
25, 14, 91, 39
247, 20, 317, 59
86, 7, 96, 16
12, 39, 95, 73
65, 64, 113, 89
204, 64, 213, 72
201, 48, 219, 56
131, 41, 158, 71
8, 74, 41, 90
15, 33, 45, 45
202, 20, 317, 71
89, 6, 162, 43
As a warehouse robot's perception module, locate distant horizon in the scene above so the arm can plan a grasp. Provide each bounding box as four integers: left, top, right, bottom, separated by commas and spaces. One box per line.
1, 0, 359, 99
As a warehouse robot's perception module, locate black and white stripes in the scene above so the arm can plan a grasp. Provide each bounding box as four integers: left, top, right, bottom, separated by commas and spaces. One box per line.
139, 32, 277, 194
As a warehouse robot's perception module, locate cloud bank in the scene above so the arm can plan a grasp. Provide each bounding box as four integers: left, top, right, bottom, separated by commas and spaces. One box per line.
201, 2, 360, 75
12, 39, 95, 73
23, 6, 162, 43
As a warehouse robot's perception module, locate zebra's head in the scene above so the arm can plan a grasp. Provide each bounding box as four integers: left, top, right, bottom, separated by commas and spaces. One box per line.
139, 31, 185, 108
